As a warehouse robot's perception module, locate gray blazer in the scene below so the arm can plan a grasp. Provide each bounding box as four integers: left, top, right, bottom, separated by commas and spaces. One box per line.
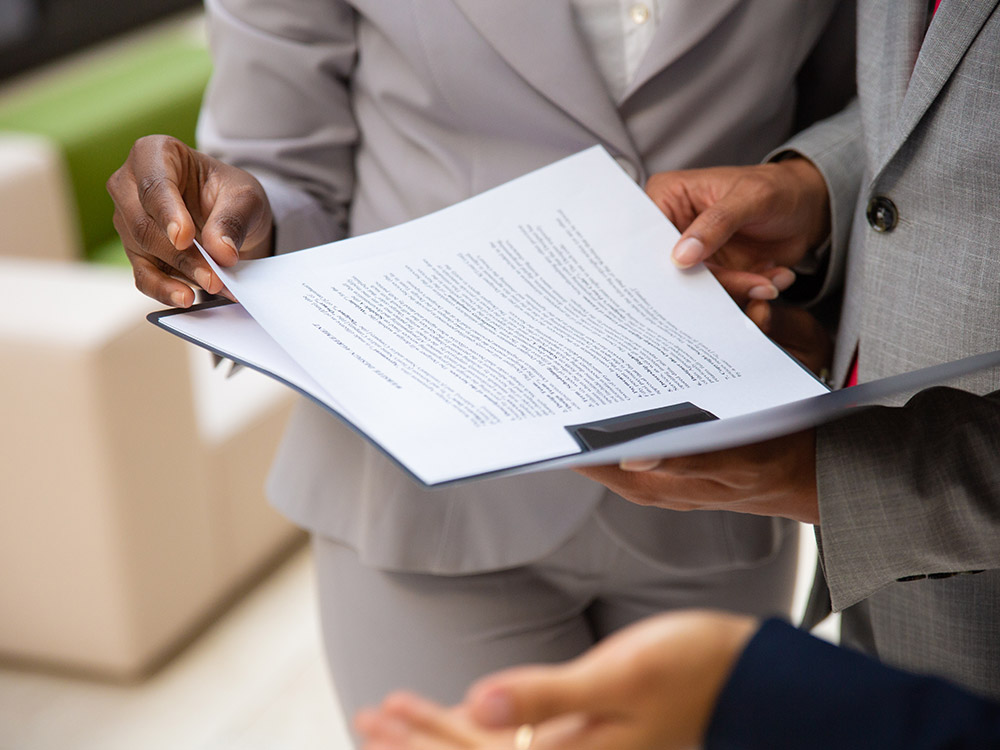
197, 0, 854, 574
790, 0, 1000, 698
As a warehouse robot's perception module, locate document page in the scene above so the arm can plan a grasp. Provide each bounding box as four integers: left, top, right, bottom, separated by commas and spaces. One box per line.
194, 147, 827, 485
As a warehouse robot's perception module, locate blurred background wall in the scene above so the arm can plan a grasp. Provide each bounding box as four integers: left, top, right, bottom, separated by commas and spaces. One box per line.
0, 0, 201, 80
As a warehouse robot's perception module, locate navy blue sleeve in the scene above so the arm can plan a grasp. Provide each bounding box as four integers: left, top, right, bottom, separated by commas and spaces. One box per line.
705, 618, 1000, 750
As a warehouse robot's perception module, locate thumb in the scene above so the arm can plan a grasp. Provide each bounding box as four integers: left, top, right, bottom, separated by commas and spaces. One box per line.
465, 662, 604, 729
199, 170, 272, 266
671, 187, 765, 269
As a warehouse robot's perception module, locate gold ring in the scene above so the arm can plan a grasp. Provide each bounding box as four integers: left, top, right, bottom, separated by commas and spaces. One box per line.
514, 724, 534, 750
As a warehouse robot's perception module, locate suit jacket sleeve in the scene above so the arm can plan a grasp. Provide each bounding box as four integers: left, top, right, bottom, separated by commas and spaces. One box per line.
196, 0, 359, 254
706, 618, 1000, 750
814, 387, 1000, 610
766, 98, 864, 307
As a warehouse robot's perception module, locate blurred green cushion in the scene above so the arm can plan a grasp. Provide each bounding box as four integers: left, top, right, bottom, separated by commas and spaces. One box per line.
0, 27, 211, 264
89, 236, 131, 267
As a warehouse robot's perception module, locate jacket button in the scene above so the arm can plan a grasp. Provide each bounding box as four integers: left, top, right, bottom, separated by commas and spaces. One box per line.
866, 196, 898, 232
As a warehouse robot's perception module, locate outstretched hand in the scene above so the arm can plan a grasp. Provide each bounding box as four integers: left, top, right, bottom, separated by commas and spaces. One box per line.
356, 610, 759, 750
107, 135, 275, 308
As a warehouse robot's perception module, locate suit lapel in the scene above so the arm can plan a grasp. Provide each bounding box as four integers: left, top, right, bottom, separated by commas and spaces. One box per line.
450, 0, 637, 158
622, 0, 742, 101
856, 1, 924, 173
869, 0, 1000, 180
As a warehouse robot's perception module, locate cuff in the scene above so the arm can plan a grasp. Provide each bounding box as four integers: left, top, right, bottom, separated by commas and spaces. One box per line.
706, 618, 1000, 750
764, 100, 863, 307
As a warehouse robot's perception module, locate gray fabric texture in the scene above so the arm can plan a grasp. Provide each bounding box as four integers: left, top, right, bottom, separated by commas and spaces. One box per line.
789, 0, 1000, 699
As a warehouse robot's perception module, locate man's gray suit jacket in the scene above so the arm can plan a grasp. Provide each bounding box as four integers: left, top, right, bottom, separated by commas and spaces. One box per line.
196, 0, 854, 575
788, 0, 1000, 699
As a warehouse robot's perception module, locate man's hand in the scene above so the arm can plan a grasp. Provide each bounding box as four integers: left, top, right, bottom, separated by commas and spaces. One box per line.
646, 157, 830, 305
355, 610, 759, 750
107, 135, 274, 308
577, 430, 820, 525
745, 299, 832, 378
583, 158, 831, 522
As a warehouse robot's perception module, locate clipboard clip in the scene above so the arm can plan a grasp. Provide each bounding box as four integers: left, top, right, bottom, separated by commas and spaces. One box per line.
564, 402, 718, 451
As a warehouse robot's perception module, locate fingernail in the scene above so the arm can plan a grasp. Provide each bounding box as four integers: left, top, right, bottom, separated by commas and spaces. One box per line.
220, 236, 239, 256
476, 691, 515, 726
166, 221, 181, 248
771, 268, 797, 291
194, 268, 214, 291
620, 459, 661, 472
672, 237, 704, 268
170, 290, 189, 308
748, 284, 779, 300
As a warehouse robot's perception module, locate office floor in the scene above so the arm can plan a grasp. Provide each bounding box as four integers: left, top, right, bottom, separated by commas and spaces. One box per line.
0, 549, 352, 750
0, 525, 834, 750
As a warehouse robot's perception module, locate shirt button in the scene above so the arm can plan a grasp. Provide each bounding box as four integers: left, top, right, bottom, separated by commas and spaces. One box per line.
629, 4, 650, 24
866, 196, 898, 232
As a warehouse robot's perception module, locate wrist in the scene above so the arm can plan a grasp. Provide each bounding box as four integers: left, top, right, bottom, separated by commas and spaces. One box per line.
774, 155, 831, 250
686, 613, 761, 746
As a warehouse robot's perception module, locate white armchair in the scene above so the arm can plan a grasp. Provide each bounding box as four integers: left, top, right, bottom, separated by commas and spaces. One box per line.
0, 133, 301, 680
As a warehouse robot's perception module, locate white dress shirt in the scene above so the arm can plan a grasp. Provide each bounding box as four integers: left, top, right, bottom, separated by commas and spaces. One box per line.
571, 0, 666, 101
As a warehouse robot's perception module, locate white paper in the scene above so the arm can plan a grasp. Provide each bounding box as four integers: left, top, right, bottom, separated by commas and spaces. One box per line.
171, 147, 828, 485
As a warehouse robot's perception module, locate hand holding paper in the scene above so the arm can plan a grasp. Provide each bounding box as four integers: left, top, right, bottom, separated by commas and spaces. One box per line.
579, 428, 820, 524
645, 158, 831, 302
107, 134, 272, 308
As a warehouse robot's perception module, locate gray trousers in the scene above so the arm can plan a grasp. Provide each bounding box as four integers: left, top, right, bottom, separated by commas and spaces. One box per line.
313, 502, 799, 728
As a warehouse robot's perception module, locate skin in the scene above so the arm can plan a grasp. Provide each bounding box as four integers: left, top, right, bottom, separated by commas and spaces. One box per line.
573, 158, 834, 526
106, 135, 275, 308
355, 610, 759, 750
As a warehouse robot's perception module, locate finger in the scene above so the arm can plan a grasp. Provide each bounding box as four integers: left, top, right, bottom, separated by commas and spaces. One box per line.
766, 266, 797, 292
356, 707, 409, 745
744, 299, 772, 333
113, 192, 217, 295
357, 705, 460, 750
705, 265, 779, 303
573, 465, 732, 510
467, 663, 614, 730
126, 135, 198, 251
380, 693, 482, 747
124, 248, 196, 308
535, 720, 641, 750
618, 458, 661, 472
200, 175, 272, 266
671, 187, 771, 269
